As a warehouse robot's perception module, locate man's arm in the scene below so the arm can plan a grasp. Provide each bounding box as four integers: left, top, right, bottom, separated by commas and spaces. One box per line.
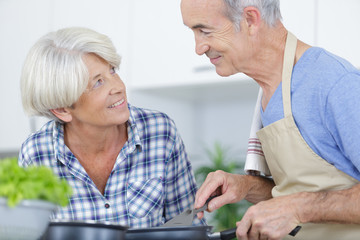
236, 183, 360, 239
297, 183, 360, 224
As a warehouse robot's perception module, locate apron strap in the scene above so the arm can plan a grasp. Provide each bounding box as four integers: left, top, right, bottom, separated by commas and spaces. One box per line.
282, 31, 297, 117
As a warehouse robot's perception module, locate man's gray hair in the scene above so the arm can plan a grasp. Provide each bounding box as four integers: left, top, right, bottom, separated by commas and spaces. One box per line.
223, 0, 282, 29
20, 27, 121, 120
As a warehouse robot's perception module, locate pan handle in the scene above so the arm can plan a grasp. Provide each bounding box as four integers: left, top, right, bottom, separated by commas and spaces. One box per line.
219, 227, 237, 240
289, 225, 302, 236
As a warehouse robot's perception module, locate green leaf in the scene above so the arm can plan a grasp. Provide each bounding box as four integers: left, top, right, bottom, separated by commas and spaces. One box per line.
0, 157, 72, 207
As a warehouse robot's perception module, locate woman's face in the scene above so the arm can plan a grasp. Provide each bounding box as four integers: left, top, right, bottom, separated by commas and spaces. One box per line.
68, 53, 129, 129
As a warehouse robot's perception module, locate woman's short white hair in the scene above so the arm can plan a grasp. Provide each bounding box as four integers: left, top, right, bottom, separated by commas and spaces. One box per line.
223, 0, 282, 30
20, 27, 121, 120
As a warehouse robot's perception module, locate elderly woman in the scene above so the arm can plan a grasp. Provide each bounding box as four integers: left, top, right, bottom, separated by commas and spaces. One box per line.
19, 27, 203, 228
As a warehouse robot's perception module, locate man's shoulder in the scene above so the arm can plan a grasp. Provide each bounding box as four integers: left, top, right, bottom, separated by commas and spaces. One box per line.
308, 47, 359, 75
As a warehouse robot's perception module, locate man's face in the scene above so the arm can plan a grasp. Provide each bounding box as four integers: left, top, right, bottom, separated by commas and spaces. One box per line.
181, 0, 250, 77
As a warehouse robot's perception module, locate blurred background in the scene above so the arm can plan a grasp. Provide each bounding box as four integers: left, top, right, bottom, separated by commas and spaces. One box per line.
1, 0, 360, 172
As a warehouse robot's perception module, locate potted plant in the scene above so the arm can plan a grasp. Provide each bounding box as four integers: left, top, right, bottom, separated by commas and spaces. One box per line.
0, 157, 72, 240
195, 142, 252, 234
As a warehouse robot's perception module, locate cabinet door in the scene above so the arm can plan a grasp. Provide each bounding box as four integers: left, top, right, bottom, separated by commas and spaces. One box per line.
280, 0, 316, 45
0, 0, 51, 153
317, 0, 360, 68
129, 0, 249, 89
51, 0, 131, 81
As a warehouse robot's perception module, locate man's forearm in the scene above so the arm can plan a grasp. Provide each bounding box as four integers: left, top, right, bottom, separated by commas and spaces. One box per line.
297, 183, 360, 224
244, 175, 275, 204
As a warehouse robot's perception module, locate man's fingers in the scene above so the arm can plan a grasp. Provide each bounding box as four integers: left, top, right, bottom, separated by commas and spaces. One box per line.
194, 171, 226, 208
236, 217, 252, 240
196, 211, 204, 219
207, 194, 230, 212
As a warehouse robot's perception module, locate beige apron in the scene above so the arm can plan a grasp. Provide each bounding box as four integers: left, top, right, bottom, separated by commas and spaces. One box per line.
256, 32, 360, 240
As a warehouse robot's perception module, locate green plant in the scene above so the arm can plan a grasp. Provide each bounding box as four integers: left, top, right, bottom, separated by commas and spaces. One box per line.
0, 157, 72, 207
195, 142, 253, 233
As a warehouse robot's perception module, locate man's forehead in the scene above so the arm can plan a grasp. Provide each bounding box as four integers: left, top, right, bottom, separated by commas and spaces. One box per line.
181, 0, 225, 11
181, 0, 226, 27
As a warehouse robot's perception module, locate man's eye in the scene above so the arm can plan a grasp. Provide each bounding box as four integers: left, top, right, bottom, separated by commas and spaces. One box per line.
200, 29, 210, 35
93, 79, 104, 88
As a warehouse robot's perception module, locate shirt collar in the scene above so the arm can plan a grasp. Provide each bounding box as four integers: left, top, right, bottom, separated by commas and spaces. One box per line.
53, 121, 67, 165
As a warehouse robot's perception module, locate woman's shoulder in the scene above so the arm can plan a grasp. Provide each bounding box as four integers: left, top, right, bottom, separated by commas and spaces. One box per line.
128, 104, 178, 139
128, 104, 175, 126
20, 120, 60, 152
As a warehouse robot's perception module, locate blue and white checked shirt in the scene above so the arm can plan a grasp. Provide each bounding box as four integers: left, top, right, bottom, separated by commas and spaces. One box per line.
19, 104, 204, 228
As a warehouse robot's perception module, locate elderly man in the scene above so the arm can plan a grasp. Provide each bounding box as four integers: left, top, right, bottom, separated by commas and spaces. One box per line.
181, 0, 360, 239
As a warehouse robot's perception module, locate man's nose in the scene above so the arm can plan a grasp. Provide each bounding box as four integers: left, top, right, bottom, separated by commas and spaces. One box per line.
195, 37, 209, 56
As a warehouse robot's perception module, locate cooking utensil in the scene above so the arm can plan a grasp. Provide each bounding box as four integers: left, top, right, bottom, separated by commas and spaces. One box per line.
126, 225, 236, 240
161, 195, 301, 237
126, 225, 300, 240
162, 196, 215, 227
41, 220, 128, 240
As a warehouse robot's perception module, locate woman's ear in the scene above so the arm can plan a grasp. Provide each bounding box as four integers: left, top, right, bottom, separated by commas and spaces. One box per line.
50, 108, 72, 123
243, 6, 262, 35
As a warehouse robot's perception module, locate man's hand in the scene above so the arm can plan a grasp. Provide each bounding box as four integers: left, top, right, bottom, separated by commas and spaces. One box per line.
194, 170, 274, 219
236, 194, 301, 240
194, 170, 248, 219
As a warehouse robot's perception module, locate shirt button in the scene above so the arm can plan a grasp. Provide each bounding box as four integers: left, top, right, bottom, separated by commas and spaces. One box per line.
105, 203, 110, 208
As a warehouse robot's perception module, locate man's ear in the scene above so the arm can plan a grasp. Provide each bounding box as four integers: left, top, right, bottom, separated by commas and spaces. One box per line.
243, 6, 262, 35
50, 108, 72, 123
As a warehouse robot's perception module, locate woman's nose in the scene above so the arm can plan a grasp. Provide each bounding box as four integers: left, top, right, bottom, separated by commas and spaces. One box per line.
109, 75, 126, 94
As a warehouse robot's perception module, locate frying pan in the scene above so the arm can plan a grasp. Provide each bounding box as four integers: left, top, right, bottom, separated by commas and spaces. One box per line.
41, 220, 128, 240
125, 225, 236, 240
125, 225, 301, 240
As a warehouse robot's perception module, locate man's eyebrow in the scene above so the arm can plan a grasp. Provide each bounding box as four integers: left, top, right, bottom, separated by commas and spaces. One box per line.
191, 24, 208, 29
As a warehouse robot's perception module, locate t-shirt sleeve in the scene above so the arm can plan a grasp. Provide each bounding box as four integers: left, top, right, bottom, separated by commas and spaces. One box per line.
325, 72, 360, 174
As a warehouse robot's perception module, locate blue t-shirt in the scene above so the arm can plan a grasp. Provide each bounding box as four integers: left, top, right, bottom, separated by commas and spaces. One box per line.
261, 47, 360, 181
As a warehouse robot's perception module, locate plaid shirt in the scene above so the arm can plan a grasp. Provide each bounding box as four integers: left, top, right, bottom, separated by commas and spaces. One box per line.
19, 104, 204, 228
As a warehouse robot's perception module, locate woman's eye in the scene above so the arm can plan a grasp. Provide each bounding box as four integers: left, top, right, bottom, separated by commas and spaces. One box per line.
93, 78, 104, 88
110, 67, 116, 74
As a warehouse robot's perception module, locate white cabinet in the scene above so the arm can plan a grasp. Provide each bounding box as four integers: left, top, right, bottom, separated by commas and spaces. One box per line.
317, 0, 360, 68
280, 0, 316, 45
0, 0, 51, 153
128, 0, 249, 89
50, 0, 132, 83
